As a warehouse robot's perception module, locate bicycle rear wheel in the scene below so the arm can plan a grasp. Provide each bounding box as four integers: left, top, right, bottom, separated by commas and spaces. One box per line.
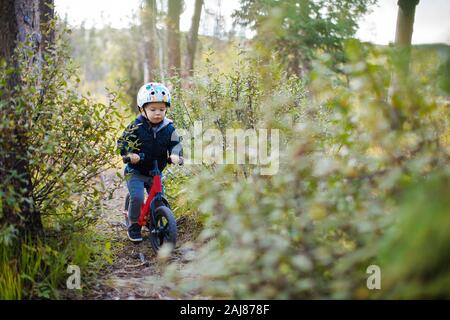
149, 206, 177, 253
124, 193, 130, 228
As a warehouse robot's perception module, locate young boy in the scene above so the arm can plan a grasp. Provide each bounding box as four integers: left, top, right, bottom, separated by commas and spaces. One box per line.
117, 82, 182, 242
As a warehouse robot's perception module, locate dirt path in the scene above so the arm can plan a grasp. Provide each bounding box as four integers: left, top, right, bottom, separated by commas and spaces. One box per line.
84, 169, 197, 300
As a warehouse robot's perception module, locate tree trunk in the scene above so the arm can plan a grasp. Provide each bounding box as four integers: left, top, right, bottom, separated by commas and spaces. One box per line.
0, 0, 43, 239
185, 0, 203, 77
296, 0, 311, 79
394, 0, 420, 75
143, 0, 159, 81
167, 0, 182, 77
387, 0, 419, 129
287, 49, 301, 78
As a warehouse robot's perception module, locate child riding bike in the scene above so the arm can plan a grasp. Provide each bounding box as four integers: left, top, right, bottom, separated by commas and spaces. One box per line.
117, 82, 183, 242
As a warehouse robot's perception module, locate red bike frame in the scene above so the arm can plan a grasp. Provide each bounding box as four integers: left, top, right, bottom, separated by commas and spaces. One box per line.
138, 172, 162, 226
123, 156, 181, 229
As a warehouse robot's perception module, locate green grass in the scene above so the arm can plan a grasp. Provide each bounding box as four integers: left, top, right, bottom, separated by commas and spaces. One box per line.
0, 227, 112, 300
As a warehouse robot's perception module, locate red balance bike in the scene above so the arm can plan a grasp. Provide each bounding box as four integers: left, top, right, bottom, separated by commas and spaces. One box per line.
122, 155, 181, 253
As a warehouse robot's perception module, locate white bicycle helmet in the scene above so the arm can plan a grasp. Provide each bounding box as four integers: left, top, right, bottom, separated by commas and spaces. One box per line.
137, 82, 171, 109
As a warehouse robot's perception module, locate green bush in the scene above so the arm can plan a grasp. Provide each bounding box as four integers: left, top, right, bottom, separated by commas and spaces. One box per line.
0, 21, 119, 299
1, 24, 121, 234
377, 171, 450, 299
149, 41, 449, 299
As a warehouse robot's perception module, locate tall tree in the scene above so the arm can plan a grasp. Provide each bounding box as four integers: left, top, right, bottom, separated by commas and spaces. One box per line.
234, 0, 376, 78
394, 0, 420, 75
167, 0, 182, 77
185, 0, 203, 77
387, 0, 420, 128
0, 0, 43, 238
142, 0, 160, 81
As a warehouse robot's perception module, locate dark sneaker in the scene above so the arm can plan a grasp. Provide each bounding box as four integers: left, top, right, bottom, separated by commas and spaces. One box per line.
127, 223, 143, 242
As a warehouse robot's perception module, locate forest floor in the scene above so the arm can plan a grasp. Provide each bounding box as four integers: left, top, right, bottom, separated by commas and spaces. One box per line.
81, 168, 201, 300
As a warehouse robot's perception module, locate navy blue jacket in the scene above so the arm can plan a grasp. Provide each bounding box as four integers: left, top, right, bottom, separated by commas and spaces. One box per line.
117, 115, 182, 175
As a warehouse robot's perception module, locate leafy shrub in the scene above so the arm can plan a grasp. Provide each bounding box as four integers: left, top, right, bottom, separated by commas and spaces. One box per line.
376, 171, 450, 299
149, 41, 449, 299
0, 21, 120, 298
0, 24, 121, 235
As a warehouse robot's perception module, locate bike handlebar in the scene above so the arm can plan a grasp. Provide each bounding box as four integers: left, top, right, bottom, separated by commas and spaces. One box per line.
122, 154, 184, 166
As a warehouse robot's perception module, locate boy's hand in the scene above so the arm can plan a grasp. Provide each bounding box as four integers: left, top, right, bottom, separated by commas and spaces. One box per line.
169, 154, 180, 165
128, 153, 140, 164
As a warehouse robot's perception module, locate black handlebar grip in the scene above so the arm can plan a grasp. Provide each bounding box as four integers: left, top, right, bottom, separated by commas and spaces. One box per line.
123, 153, 144, 164
122, 156, 131, 163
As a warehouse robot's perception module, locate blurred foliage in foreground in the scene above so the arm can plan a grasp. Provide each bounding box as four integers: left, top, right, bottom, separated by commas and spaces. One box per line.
377, 172, 450, 299
147, 40, 449, 299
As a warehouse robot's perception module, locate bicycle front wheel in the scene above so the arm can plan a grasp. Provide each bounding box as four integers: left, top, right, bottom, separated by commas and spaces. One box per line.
149, 206, 177, 253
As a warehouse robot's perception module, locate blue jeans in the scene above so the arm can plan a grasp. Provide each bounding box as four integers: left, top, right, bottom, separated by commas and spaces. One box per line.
124, 166, 153, 223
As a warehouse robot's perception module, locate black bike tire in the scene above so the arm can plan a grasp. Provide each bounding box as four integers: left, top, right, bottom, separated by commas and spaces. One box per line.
124, 193, 130, 227
149, 206, 177, 253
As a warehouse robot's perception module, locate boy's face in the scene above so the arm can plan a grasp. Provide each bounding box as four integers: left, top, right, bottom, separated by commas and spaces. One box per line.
141, 102, 167, 123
